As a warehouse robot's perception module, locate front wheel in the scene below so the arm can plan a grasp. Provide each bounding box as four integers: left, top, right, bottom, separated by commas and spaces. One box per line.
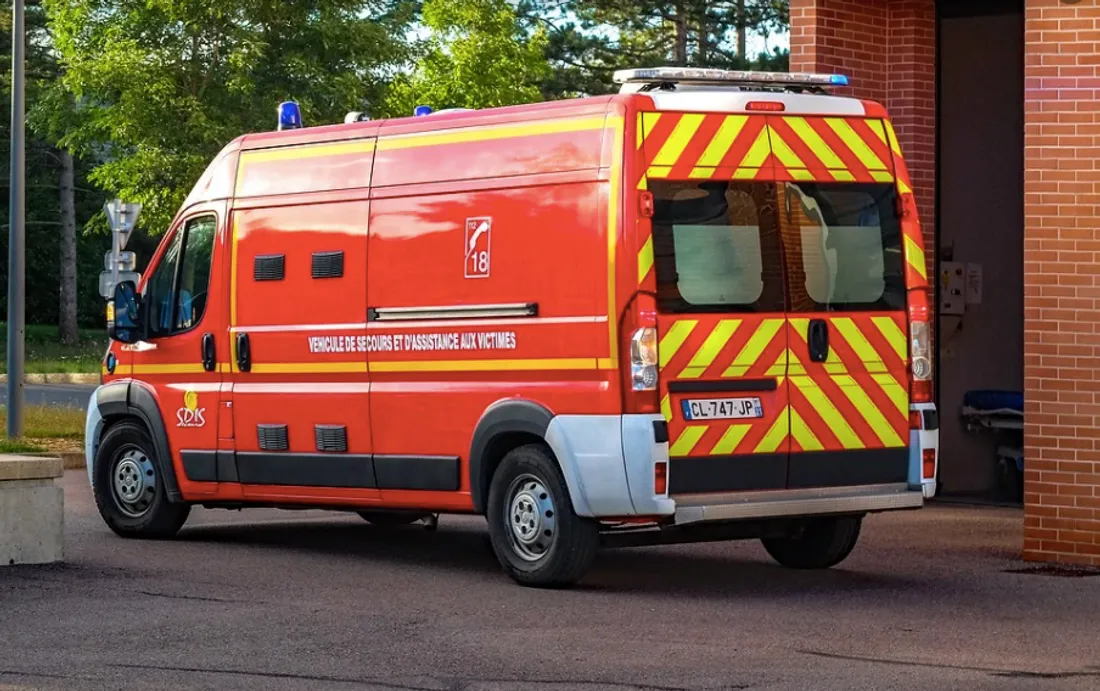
92, 420, 190, 539
486, 444, 599, 588
761, 516, 862, 570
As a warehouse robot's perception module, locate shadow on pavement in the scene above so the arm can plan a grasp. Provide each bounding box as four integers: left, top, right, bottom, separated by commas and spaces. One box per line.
177, 517, 924, 599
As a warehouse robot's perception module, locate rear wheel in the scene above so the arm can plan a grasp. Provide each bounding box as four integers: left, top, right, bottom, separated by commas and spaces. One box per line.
93, 420, 190, 539
356, 510, 426, 526
486, 444, 599, 588
761, 516, 862, 570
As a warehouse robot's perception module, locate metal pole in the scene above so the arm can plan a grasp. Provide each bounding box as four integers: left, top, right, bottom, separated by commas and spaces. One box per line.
7, 0, 25, 438
111, 230, 119, 295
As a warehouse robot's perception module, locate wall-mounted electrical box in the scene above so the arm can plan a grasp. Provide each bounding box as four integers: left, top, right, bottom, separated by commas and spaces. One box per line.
940, 261, 966, 315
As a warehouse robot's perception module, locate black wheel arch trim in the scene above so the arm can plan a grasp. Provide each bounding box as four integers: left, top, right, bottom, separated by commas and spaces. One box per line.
96, 381, 184, 504
469, 399, 554, 514
95, 381, 129, 418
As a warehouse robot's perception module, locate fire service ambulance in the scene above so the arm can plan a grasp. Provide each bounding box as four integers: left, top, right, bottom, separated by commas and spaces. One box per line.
88, 67, 939, 587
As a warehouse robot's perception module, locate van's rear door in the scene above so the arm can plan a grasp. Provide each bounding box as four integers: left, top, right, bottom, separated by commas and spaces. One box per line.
639, 111, 791, 495
767, 115, 910, 488
648, 179, 790, 495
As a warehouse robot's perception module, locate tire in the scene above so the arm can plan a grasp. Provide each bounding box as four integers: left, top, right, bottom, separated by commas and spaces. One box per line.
761, 516, 862, 570
486, 444, 599, 588
92, 420, 190, 539
356, 510, 425, 526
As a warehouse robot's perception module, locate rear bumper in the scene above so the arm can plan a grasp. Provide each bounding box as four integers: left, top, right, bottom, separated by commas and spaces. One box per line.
672, 483, 923, 525
546, 414, 927, 523
909, 402, 939, 499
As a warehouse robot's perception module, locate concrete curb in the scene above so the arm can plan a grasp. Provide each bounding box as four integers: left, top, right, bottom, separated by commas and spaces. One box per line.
0, 454, 65, 565
23, 452, 84, 470
0, 373, 99, 385
59, 453, 84, 470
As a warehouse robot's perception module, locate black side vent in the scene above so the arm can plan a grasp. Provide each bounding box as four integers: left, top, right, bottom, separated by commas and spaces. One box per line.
257, 424, 289, 451
315, 425, 348, 453
254, 254, 285, 281
312, 251, 344, 279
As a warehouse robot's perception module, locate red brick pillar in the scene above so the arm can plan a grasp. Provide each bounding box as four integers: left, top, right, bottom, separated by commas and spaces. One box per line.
789, 0, 935, 254
1023, 0, 1100, 568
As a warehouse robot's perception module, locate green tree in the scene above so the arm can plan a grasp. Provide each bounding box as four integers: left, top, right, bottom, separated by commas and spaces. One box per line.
519, 0, 789, 98
382, 0, 550, 116
43, 0, 414, 235
0, 2, 110, 338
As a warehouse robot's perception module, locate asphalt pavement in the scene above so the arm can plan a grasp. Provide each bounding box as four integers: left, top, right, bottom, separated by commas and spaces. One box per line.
0, 383, 94, 410
1, 472, 1098, 691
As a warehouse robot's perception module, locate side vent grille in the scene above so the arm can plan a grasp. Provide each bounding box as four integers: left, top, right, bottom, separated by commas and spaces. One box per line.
254, 254, 285, 281
315, 425, 348, 453
312, 251, 344, 279
257, 424, 289, 451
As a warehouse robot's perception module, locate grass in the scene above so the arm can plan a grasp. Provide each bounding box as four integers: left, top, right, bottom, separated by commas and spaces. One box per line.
0, 404, 86, 454
0, 323, 106, 374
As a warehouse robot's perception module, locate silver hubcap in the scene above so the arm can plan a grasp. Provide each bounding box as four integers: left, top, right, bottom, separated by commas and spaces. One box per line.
112, 447, 157, 518
505, 474, 557, 562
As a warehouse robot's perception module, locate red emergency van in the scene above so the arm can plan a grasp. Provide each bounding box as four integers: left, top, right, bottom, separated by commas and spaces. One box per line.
88, 67, 939, 587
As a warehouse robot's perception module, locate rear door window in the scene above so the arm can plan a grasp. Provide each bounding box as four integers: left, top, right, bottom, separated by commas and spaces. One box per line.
780, 182, 905, 312
650, 181, 785, 314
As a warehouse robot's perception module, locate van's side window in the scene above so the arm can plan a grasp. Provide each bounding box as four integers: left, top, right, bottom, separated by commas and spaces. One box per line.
145, 215, 216, 336
650, 181, 785, 314
780, 183, 906, 312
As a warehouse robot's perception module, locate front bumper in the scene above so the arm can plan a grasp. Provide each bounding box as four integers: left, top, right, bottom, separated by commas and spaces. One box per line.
84, 389, 103, 488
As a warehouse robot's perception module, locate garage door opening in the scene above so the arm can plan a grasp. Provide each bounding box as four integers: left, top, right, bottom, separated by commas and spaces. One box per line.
934, 0, 1025, 504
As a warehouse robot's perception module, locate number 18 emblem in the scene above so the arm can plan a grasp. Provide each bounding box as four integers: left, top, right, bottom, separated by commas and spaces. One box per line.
464, 217, 491, 279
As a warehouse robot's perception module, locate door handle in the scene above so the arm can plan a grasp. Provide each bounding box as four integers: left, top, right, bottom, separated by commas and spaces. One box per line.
808, 319, 829, 363
236, 332, 251, 372
201, 333, 216, 372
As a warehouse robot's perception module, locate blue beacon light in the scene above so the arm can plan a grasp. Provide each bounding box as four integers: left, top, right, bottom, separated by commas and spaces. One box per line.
829, 74, 850, 86
414, 105, 433, 117
278, 101, 303, 131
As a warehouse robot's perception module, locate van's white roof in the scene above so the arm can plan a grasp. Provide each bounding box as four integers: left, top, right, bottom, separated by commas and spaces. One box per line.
636, 87, 868, 116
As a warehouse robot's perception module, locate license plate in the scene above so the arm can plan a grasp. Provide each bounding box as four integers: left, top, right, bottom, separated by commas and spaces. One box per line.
681, 397, 763, 421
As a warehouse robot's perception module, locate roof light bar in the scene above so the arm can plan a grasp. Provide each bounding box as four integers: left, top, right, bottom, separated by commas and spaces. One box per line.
613, 67, 849, 90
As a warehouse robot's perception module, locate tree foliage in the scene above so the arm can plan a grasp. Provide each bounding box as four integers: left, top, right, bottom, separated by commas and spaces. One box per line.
44, 0, 415, 234
521, 0, 789, 98
382, 0, 550, 116
0, 3, 109, 330
0, 0, 791, 331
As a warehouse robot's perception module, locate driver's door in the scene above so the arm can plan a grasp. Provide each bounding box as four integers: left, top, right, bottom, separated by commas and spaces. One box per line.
132, 205, 226, 498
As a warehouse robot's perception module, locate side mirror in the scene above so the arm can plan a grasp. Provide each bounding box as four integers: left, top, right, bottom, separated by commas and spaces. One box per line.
107, 280, 142, 344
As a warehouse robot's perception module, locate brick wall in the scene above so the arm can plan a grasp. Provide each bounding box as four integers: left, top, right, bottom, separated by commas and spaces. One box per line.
793, 0, 1100, 567
789, 0, 935, 263
1022, 0, 1100, 568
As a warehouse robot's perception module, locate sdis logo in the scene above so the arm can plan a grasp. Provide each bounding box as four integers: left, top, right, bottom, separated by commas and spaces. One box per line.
176, 390, 206, 428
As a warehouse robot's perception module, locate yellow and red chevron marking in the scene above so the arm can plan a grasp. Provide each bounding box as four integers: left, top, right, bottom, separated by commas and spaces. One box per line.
767, 116, 895, 184
883, 119, 930, 288
657, 315, 790, 457
657, 316, 787, 382
658, 313, 910, 458
637, 112, 774, 185
786, 314, 909, 452
636, 112, 896, 188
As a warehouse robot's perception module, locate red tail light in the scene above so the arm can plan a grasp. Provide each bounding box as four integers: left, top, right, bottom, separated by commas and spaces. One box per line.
908, 289, 932, 403
623, 293, 659, 414
654, 461, 668, 495
909, 411, 922, 429
922, 449, 936, 480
